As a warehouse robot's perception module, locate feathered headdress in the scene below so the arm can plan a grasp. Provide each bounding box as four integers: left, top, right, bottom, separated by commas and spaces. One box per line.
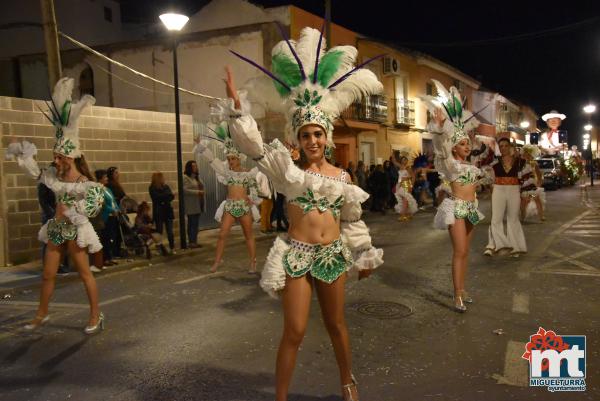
412, 152, 430, 168
420, 79, 480, 146
37, 77, 95, 158
206, 121, 243, 159
231, 24, 384, 147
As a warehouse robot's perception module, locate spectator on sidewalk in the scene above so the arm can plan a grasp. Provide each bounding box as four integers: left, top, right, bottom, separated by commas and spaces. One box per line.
257, 173, 275, 233
384, 159, 398, 209
346, 161, 356, 184
149, 172, 175, 253
183, 160, 204, 248
272, 192, 289, 232
93, 169, 119, 270
355, 160, 367, 191
135, 201, 168, 257
106, 166, 126, 258
368, 164, 389, 214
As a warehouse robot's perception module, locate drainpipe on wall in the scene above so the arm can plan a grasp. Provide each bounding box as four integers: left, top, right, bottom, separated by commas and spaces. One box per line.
40, 0, 62, 87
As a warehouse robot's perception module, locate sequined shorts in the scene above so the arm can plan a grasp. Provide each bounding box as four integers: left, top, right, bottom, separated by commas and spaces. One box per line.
224, 199, 251, 218
47, 218, 77, 245
451, 197, 482, 226
283, 238, 353, 284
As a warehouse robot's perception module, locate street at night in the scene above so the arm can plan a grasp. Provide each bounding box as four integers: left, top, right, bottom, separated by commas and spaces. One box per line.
1, 1, 600, 400
1, 186, 598, 401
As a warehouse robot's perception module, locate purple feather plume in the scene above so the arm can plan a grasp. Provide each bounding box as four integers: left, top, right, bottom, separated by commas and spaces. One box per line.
312, 21, 325, 84
229, 50, 291, 92
464, 103, 490, 124
327, 54, 386, 89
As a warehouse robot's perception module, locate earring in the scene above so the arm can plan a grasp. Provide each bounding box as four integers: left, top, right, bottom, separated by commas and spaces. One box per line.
324, 145, 333, 160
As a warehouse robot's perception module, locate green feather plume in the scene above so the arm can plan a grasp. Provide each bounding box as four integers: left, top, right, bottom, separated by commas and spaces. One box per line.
453, 95, 462, 119
214, 123, 228, 141
272, 53, 303, 96
313, 50, 343, 87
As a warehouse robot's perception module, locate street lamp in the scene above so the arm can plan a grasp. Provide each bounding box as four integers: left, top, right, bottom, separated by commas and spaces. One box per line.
160, 12, 189, 249
583, 104, 596, 114
520, 121, 530, 129
583, 104, 595, 186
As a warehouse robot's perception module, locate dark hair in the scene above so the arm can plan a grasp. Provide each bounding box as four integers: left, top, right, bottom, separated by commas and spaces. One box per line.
137, 201, 150, 215
94, 169, 107, 181
184, 160, 197, 178
497, 137, 511, 145
75, 155, 94, 181
107, 166, 125, 194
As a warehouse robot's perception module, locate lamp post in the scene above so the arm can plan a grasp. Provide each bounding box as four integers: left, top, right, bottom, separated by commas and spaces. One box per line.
583, 104, 596, 186
160, 12, 189, 248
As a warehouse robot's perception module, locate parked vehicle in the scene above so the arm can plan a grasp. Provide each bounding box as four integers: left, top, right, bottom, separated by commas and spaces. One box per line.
537, 158, 564, 190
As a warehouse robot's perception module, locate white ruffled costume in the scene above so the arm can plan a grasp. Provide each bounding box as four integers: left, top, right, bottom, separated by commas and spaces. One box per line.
193, 144, 263, 223
227, 115, 383, 297
394, 170, 418, 215
5, 78, 104, 252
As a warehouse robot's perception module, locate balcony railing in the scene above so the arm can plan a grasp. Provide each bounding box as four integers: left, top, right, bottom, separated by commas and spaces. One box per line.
340, 95, 388, 123
395, 98, 415, 126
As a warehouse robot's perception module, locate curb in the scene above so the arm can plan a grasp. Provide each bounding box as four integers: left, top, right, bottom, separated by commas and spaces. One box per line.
0, 233, 276, 297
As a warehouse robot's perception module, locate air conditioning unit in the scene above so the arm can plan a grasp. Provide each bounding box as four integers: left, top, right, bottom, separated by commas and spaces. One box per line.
383, 57, 401, 76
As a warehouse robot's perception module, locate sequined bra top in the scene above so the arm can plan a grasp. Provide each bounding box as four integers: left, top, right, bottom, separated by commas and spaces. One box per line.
288, 170, 347, 218
452, 160, 481, 185
225, 175, 255, 188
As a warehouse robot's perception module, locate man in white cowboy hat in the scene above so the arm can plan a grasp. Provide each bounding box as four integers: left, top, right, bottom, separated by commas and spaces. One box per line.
540, 110, 566, 155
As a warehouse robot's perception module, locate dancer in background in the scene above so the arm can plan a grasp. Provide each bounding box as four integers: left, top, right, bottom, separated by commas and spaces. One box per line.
6, 77, 105, 334
194, 122, 262, 273
422, 80, 486, 313
227, 25, 384, 401
391, 151, 418, 221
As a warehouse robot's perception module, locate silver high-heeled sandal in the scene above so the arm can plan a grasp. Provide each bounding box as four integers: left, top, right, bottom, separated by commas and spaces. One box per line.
84, 312, 105, 335
248, 259, 257, 274
23, 315, 50, 331
453, 296, 467, 313
461, 290, 473, 304
342, 374, 358, 401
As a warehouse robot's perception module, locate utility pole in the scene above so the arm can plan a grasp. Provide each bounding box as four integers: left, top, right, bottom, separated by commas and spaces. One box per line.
325, 0, 331, 47
40, 0, 62, 87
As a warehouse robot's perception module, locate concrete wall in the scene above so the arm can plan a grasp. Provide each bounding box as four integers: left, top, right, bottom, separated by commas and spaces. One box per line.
0, 95, 193, 265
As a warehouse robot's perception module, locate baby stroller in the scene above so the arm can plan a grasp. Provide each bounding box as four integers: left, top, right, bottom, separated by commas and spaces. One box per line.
118, 197, 150, 259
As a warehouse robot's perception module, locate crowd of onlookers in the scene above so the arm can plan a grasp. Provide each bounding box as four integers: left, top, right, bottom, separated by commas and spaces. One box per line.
336, 154, 442, 214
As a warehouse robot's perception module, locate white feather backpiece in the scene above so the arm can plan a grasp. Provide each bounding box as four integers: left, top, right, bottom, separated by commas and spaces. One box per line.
295, 27, 325, 77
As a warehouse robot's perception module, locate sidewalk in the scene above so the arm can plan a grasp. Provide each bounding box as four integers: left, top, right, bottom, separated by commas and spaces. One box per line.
0, 225, 278, 295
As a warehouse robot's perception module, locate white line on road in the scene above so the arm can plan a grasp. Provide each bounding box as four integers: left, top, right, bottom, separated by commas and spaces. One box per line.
100, 295, 135, 306
175, 271, 226, 285
0, 301, 88, 309
492, 340, 529, 387
533, 270, 600, 277
547, 250, 598, 271
512, 293, 529, 314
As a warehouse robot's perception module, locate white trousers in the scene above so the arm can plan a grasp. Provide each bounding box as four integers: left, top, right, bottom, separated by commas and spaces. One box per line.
486, 185, 527, 253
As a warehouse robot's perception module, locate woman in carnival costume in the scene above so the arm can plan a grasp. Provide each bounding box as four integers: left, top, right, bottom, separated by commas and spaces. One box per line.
193, 122, 263, 273
391, 149, 418, 221
6, 77, 105, 334
225, 25, 384, 401
421, 80, 486, 313
519, 144, 545, 222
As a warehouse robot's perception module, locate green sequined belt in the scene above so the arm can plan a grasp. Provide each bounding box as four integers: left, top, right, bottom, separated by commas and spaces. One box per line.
224, 199, 251, 218
283, 238, 353, 284
451, 197, 483, 226
47, 218, 77, 245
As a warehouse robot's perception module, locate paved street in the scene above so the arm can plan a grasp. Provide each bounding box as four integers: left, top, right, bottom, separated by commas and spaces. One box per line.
0, 185, 599, 401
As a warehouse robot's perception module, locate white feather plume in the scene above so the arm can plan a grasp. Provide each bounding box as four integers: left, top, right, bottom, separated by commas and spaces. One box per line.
324, 69, 383, 116
322, 46, 358, 86
51, 77, 73, 111
295, 27, 326, 77
242, 76, 288, 115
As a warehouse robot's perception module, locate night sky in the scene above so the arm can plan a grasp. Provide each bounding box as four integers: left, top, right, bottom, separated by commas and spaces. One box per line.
120, 0, 600, 143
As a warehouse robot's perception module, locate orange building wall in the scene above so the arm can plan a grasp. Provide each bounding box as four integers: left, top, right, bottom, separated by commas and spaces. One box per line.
290, 6, 357, 46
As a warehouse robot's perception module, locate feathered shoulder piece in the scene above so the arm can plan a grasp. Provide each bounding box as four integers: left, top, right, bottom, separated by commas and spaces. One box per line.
231, 24, 384, 146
